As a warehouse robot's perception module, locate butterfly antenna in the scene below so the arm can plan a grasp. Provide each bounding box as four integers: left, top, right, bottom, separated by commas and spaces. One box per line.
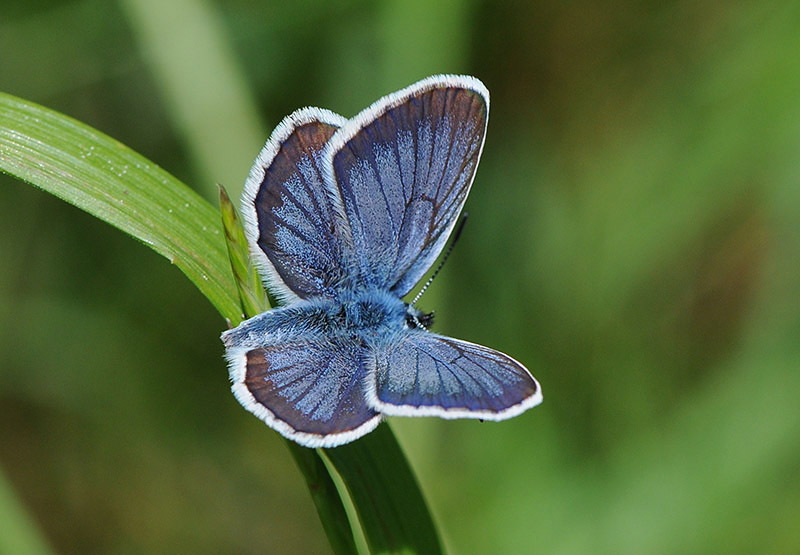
410, 212, 469, 306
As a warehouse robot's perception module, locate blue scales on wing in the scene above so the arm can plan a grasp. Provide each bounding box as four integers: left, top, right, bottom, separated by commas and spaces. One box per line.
325, 83, 489, 297
244, 109, 349, 301
368, 331, 541, 420
226, 325, 381, 447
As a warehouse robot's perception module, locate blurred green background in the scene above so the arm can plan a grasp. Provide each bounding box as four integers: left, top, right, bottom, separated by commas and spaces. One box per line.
2, 1, 800, 553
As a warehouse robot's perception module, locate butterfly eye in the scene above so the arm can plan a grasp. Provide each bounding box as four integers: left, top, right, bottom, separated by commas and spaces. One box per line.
417, 311, 435, 329
405, 307, 434, 330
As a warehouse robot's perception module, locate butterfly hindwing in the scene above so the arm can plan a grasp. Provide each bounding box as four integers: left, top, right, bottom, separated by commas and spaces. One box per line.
242, 108, 349, 302
224, 315, 381, 448
323, 75, 489, 296
367, 330, 542, 419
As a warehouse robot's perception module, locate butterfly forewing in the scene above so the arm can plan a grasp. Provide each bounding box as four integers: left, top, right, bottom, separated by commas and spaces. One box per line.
242, 108, 349, 302
367, 331, 541, 419
324, 76, 489, 297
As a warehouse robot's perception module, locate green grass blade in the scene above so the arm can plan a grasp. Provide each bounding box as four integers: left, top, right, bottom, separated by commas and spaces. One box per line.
218, 184, 269, 322
0, 468, 53, 555
287, 444, 361, 555
0, 92, 241, 319
325, 425, 443, 555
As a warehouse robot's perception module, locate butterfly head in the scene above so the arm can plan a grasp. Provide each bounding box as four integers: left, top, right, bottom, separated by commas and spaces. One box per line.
405, 303, 434, 330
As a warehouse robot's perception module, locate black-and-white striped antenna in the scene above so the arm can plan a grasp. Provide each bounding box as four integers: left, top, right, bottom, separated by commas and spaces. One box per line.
410, 212, 469, 306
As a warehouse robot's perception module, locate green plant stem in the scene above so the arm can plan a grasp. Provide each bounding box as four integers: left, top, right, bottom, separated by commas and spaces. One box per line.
288, 444, 361, 555
325, 426, 442, 554
0, 468, 53, 555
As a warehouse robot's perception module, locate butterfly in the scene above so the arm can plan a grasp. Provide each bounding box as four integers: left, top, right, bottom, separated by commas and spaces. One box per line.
221, 75, 542, 448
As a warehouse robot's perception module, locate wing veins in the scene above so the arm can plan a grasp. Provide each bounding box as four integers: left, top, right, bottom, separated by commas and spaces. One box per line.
266, 213, 334, 262
294, 134, 330, 221
278, 186, 327, 236
415, 337, 507, 396
364, 134, 400, 265
336, 147, 370, 265
453, 347, 514, 390
433, 96, 460, 201
289, 350, 339, 416
269, 363, 316, 396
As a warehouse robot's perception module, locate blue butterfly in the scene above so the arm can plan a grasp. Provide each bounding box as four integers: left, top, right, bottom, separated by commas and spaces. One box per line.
221, 75, 542, 447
